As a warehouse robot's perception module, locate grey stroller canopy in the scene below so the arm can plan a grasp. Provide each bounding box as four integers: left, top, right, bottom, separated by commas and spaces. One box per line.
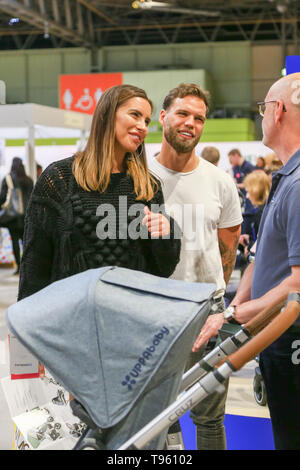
6, 267, 215, 449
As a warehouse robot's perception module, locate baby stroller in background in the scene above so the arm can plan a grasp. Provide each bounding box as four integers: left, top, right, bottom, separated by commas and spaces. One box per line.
253, 355, 267, 406
6, 266, 300, 450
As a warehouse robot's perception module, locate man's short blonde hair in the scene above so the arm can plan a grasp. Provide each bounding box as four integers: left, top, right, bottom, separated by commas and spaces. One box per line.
228, 148, 242, 158
163, 83, 210, 112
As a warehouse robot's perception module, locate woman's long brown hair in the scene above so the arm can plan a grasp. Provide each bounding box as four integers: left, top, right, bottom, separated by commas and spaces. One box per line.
73, 84, 158, 201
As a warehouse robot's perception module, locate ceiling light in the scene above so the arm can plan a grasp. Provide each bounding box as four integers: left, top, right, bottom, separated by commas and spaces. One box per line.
277, 4, 287, 13
8, 17, 20, 26
131, 1, 220, 17
44, 21, 50, 39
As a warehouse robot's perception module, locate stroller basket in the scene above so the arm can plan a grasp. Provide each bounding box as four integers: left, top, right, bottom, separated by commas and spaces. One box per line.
6, 266, 215, 450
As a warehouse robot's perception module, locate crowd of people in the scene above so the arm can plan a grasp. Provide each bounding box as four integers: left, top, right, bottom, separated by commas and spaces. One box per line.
225, 149, 281, 271
0, 74, 300, 451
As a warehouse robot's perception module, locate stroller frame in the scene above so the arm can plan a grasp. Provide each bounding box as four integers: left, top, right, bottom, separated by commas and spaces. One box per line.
74, 292, 300, 451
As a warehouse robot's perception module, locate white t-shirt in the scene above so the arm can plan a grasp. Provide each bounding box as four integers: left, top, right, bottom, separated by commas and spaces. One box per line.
148, 156, 243, 295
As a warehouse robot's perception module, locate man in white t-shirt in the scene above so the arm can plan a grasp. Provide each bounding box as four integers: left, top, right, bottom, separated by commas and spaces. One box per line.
148, 83, 242, 450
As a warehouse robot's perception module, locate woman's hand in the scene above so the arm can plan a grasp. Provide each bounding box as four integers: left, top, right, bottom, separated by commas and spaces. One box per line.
239, 233, 250, 247
142, 206, 170, 238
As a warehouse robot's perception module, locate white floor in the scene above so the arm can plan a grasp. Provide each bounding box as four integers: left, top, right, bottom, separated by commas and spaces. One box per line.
224, 269, 270, 419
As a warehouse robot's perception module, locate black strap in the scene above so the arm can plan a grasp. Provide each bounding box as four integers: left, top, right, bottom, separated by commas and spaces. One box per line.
70, 399, 98, 430
267, 172, 283, 204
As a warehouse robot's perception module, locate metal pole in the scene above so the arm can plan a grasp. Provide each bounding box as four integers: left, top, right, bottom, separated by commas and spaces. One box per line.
25, 125, 37, 183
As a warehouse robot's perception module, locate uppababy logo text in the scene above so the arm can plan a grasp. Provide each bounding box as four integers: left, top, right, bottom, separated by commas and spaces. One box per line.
122, 327, 169, 391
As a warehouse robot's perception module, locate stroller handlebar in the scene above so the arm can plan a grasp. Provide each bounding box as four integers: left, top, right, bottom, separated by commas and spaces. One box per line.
243, 295, 287, 337
227, 293, 300, 372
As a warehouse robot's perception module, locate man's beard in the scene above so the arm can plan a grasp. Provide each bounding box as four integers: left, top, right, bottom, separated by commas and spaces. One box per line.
164, 123, 199, 154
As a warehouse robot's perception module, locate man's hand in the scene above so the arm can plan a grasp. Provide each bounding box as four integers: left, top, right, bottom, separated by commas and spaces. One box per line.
239, 233, 250, 256
142, 206, 170, 238
239, 233, 250, 248
192, 312, 225, 352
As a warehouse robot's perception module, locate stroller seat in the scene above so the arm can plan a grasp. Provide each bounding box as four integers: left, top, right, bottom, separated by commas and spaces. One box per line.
6, 266, 215, 450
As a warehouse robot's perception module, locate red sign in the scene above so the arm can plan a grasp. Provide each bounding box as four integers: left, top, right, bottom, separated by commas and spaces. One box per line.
59, 73, 123, 115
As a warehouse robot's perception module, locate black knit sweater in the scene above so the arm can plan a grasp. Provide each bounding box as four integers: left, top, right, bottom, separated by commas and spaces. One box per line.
18, 156, 181, 300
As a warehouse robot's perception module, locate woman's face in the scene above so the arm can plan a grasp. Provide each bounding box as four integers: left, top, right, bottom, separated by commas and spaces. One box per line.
256, 157, 264, 168
114, 97, 152, 156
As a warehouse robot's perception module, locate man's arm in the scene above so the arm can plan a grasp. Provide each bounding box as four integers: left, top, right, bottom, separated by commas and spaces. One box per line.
193, 263, 300, 352
0, 177, 8, 207
234, 265, 300, 324
231, 260, 254, 306
192, 224, 241, 352
218, 224, 241, 285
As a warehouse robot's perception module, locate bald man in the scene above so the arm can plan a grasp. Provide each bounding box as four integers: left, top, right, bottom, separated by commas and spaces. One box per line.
193, 73, 300, 449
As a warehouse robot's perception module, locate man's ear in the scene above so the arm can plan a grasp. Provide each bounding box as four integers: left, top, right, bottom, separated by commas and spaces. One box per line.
159, 109, 166, 127
274, 100, 285, 124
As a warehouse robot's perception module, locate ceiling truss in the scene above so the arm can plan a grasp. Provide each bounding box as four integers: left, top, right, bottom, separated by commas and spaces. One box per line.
0, 0, 298, 50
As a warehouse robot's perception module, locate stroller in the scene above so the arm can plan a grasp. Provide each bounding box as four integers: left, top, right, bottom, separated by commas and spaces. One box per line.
6, 266, 300, 450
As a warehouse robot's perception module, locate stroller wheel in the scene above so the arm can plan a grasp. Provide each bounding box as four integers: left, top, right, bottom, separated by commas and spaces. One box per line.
81, 445, 97, 450
253, 373, 267, 406
76, 437, 106, 450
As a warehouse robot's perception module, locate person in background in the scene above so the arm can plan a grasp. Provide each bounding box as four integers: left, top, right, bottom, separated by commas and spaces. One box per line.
264, 158, 283, 183
264, 152, 280, 169
148, 83, 242, 450
0, 157, 33, 274
255, 156, 266, 170
238, 169, 270, 258
228, 148, 256, 243
201, 146, 220, 166
36, 163, 43, 179
228, 148, 255, 191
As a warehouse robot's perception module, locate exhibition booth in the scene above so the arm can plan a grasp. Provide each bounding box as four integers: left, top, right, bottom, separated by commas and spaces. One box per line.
0, 103, 92, 180
0, 103, 92, 265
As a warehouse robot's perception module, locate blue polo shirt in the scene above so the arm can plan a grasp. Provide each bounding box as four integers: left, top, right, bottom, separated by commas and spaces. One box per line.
233, 159, 255, 185
234, 160, 256, 216
252, 149, 300, 303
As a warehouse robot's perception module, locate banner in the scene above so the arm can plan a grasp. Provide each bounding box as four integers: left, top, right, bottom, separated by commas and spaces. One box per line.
59, 73, 123, 115
285, 55, 300, 75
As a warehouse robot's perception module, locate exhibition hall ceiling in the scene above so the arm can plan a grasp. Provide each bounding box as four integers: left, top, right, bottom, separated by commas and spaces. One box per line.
0, 0, 299, 50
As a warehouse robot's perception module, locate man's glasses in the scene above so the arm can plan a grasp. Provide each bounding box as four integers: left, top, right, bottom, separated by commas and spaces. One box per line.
257, 100, 287, 117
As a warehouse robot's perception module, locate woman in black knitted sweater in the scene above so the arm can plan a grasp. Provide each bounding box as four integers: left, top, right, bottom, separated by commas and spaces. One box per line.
18, 85, 181, 301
